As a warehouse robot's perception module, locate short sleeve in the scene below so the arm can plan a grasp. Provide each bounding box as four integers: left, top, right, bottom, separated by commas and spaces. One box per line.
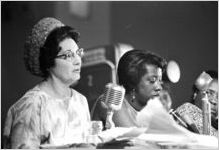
7, 95, 43, 148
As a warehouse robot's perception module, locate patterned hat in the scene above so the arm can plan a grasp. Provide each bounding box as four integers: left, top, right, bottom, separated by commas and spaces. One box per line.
24, 17, 65, 77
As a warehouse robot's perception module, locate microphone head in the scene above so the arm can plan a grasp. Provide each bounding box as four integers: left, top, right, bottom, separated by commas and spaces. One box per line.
102, 83, 125, 111
195, 72, 212, 91
175, 102, 217, 136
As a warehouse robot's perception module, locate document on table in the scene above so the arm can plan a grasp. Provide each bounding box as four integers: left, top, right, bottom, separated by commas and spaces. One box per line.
135, 98, 218, 149
99, 98, 218, 148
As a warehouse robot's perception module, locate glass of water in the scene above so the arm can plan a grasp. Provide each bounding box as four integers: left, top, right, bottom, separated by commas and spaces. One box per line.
86, 121, 103, 144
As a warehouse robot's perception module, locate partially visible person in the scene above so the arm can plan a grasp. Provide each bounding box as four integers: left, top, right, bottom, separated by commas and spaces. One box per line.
206, 79, 218, 130
160, 64, 174, 112
92, 49, 167, 128
159, 88, 172, 112
3, 17, 92, 148
191, 70, 218, 130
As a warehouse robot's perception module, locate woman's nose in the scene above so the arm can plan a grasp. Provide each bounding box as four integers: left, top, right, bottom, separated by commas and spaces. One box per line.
72, 56, 81, 66
155, 82, 163, 92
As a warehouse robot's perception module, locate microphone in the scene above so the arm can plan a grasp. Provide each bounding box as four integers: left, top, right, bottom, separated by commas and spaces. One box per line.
169, 109, 199, 133
195, 71, 212, 134
175, 102, 218, 136
180, 113, 200, 133
102, 83, 125, 129
175, 103, 202, 134
169, 109, 188, 129
195, 71, 212, 91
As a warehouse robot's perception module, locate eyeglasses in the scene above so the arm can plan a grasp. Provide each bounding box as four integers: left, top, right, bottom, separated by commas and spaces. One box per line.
56, 48, 84, 61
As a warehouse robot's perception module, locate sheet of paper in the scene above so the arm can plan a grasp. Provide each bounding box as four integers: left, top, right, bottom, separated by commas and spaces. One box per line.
98, 127, 134, 143
135, 98, 218, 149
136, 97, 193, 135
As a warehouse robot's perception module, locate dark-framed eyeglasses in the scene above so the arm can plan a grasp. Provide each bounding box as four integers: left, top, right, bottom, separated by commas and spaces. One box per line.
56, 48, 84, 61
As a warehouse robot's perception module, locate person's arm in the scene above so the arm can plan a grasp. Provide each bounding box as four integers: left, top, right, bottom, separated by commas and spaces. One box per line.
113, 105, 136, 127
9, 97, 42, 148
10, 122, 40, 148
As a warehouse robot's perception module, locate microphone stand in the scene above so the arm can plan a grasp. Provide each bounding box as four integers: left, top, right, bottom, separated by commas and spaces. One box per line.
105, 108, 115, 129
202, 91, 211, 135
169, 109, 200, 133
169, 109, 188, 128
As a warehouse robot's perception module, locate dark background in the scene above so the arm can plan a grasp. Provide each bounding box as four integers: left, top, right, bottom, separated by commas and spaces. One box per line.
1, 1, 218, 141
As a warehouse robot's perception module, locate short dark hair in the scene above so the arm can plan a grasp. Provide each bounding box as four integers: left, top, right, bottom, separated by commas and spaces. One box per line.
117, 49, 167, 93
39, 26, 80, 78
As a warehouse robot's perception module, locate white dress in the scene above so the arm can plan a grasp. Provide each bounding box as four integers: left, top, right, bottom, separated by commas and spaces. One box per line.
113, 98, 141, 127
3, 85, 91, 148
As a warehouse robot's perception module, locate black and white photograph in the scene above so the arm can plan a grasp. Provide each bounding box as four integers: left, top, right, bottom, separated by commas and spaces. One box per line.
1, 1, 218, 149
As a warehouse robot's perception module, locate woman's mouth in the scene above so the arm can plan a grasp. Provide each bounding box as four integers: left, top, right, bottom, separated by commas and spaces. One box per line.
73, 69, 80, 73
151, 94, 160, 98
153, 92, 161, 97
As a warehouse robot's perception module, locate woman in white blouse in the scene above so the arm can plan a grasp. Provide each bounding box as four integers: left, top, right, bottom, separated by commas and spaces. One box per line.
3, 17, 91, 148
92, 50, 167, 128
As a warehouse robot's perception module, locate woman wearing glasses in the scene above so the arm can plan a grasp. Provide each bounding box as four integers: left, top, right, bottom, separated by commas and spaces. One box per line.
3, 17, 91, 148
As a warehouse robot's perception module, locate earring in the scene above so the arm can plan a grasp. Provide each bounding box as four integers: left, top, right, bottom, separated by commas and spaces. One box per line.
193, 92, 197, 100
131, 89, 136, 103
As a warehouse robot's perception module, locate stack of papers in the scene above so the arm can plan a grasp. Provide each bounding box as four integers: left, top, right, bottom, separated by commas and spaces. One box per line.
98, 98, 218, 149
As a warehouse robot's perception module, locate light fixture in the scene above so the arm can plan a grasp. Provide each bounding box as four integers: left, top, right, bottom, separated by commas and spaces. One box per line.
166, 60, 181, 83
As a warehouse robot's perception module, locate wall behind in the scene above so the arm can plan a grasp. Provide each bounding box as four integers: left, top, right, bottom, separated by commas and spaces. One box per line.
111, 1, 218, 108
54, 1, 111, 49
